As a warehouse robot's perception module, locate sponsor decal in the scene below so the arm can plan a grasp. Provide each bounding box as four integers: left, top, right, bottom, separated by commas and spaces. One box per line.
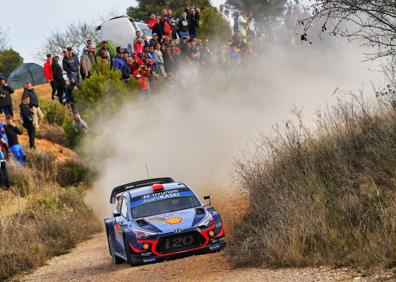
148, 216, 165, 222
165, 217, 183, 225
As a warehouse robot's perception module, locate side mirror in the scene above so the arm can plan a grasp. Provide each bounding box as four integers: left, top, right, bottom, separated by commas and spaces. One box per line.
203, 195, 211, 207
113, 209, 121, 218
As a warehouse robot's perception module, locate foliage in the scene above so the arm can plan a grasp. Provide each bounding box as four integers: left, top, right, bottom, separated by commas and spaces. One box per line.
75, 63, 137, 123
229, 93, 396, 268
38, 21, 98, 60
0, 146, 100, 280
0, 49, 23, 77
303, 0, 396, 59
56, 159, 93, 187
127, 0, 211, 20
226, 0, 288, 22
199, 6, 231, 42
40, 99, 68, 126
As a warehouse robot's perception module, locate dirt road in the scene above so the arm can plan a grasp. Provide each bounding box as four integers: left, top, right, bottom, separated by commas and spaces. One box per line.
17, 232, 367, 282
14, 191, 375, 282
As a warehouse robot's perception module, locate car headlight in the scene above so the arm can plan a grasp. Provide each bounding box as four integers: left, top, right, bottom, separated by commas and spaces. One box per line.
133, 228, 157, 240
198, 214, 214, 229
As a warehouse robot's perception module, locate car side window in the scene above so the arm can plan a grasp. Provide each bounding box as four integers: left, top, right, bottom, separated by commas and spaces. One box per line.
120, 196, 128, 219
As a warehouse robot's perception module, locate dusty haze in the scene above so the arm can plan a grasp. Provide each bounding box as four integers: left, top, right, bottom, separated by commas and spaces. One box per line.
84, 41, 383, 220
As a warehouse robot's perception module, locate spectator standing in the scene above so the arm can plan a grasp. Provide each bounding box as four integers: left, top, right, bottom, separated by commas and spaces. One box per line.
133, 31, 143, 46
150, 33, 160, 47
4, 116, 25, 166
63, 47, 79, 83
43, 54, 56, 100
20, 95, 35, 149
80, 48, 92, 80
148, 14, 157, 29
52, 56, 66, 104
167, 9, 177, 39
98, 41, 111, 65
178, 12, 190, 38
113, 47, 126, 71
152, 17, 163, 41
0, 77, 14, 117
186, 5, 197, 38
142, 35, 150, 48
154, 43, 166, 77
0, 135, 10, 189
22, 82, 44, 130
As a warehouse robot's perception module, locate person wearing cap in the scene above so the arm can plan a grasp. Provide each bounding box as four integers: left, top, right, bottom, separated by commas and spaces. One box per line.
20, 95, 35, 149
150, 33, 159, 47
43, 54, 56, 100
0, 77, 14, 117
80, 47, 91, 80
4, 115, 26, 166
113, 46, 126, 71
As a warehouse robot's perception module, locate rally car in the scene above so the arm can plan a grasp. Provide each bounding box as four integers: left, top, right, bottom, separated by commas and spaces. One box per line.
104, 177, 226, 266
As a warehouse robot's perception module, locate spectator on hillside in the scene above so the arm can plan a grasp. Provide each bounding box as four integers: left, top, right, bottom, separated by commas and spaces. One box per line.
148, 14, 157, 29
113, 47, 126, 71
152, 17, 163, 41
142, 35, 150, 48
0, 77, 14, 117
63, 77, 77, 112
80, 48, 92, 80
22, 82, 44, 130
133, 31, 143, 46
154, 43, 166, 77
98, 41, 111, 65
86, 39, 94, 49
160, 13, 172, 38
178, 12, 190, 38
63, 47, 80, 83
186, 5, 197, 38
0, 134, 10, 189
52, 56, 66, 104
4, 116, 25, 166
167, 9, 177, 39
43, 54, 56, 100
20, 95, 35, 149
150, 33, 160, 47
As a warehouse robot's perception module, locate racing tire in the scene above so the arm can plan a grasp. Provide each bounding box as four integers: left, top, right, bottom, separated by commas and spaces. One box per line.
108, 234, 124, 264
124, 237, 142, 266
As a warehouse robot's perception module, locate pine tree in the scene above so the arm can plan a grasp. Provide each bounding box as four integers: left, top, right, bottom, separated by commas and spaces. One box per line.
226, 0, 288, 22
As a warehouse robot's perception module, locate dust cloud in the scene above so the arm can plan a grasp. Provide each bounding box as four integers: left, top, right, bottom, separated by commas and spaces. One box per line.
85, 41, 382, 220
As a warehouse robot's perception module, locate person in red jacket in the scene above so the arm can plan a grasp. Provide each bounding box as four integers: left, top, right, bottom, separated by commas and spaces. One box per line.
43, 54, 56, 100
148, 14, 157, 29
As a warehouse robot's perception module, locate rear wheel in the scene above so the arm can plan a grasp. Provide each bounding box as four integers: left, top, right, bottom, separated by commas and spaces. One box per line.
108, 234, 124, 264
124, 237, 142, 266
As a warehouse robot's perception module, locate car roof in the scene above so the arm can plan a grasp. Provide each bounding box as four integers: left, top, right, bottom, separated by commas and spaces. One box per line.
125, 182, 191, 199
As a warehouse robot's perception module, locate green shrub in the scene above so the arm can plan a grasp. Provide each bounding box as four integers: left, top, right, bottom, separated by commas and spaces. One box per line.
56, 159, 92, 187
199, 6, 231, 42
229, 95, 396, 268
40, 99, 68, 126
25, 149, 57, 179
62, 117, 83, 148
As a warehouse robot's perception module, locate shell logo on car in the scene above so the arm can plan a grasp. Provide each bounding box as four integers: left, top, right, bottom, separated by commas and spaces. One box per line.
165, 217, 183, 225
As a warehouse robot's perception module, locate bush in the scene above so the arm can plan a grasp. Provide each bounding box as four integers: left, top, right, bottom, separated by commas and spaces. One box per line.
229, 94, 396, 268
63, 117, 83, 148
40, 99, 68, 126
25, 149, 57, 180
56, 159, 92, 187
0, 188, 101, 280
199, 6, 231, 42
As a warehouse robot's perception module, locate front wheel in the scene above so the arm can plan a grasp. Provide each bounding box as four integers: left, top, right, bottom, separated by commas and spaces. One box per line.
108, 234, 124, 264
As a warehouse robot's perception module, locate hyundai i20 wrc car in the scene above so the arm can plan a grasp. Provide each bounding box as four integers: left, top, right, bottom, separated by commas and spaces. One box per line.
104, 177, 226, 266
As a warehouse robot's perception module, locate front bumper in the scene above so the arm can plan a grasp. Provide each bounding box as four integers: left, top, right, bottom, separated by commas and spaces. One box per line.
129, 225, 226, 263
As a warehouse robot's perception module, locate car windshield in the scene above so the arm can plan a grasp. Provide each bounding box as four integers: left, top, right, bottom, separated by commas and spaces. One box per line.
131, 195, 200, 218
136, 23, 152, 36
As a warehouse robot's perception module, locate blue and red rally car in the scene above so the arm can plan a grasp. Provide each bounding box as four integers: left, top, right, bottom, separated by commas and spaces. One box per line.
104, 177, 226, 266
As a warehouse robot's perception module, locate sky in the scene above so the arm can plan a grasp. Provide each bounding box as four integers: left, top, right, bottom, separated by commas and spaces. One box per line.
0, 0, 225, 64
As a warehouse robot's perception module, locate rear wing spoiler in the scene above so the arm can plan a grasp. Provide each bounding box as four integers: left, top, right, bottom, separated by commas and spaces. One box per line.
110, 177, 175, 204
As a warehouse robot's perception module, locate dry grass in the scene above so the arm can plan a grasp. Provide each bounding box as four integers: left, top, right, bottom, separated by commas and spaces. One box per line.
0, 150, 100, 281
229, 92, 396, 268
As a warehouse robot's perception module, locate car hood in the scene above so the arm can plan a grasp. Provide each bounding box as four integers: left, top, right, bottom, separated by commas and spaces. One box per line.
142, 208, 204, 233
